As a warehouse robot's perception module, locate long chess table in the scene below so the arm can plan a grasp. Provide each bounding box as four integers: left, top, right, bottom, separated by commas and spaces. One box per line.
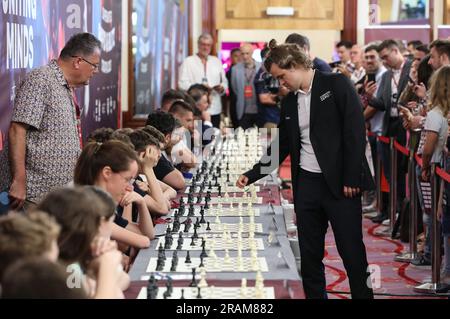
126, 134, 301, 299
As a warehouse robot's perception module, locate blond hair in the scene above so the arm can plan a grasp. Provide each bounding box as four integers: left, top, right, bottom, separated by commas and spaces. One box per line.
428, 65, 450, 117
0, 211, 60, 279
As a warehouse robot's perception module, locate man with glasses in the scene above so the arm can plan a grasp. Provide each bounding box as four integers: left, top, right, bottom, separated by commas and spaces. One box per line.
0, 33, 102, 211
178, 33, 228, 128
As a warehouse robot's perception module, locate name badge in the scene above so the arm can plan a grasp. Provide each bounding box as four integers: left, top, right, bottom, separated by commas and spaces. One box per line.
244, 85, 253, 98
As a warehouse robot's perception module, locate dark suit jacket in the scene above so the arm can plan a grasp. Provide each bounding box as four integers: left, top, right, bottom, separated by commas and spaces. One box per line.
368, 59, 412, 139
244, 71, 371, 199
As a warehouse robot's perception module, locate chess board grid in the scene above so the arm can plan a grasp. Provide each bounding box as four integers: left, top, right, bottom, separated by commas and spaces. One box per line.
137, 286, 275, 299
156, 237, 265, 251
146, 257, 269, 273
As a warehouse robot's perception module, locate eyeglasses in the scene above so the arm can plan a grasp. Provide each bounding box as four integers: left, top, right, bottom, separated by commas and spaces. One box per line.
118, 173, 136, 185
72, 56, 99, 70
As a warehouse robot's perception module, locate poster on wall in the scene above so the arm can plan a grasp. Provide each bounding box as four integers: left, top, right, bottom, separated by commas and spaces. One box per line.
133, 0, 189, 116
0, 0, 121, 152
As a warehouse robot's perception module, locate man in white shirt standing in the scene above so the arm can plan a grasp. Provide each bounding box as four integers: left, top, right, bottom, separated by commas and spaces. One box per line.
179, 33, 228, 128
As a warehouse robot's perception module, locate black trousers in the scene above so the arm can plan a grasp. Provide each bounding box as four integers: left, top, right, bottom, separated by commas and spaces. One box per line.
211, 114, 221, 129
238, 114, 258, 130
295, 169, 374, 299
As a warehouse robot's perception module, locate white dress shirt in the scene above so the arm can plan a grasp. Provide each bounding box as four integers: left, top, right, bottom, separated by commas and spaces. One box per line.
178, 54, 228, 116
297, 70, 322, 173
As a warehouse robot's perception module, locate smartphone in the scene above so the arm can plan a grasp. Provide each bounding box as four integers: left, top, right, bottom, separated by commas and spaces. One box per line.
366, 73, 376, 83
328, 61, 341, 69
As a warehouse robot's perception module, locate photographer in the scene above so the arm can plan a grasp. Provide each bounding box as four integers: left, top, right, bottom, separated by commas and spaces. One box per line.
254, 46, 288, 129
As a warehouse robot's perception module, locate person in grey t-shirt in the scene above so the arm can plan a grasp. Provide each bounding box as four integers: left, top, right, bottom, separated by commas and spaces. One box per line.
419, 66, 450, 182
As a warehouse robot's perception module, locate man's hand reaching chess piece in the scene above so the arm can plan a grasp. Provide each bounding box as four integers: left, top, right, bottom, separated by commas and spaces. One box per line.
236, 175, 249, 189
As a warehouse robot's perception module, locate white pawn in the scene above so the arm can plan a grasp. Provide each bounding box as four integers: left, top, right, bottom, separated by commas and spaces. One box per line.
198, 268, 208, 288
240, 279, 247, 299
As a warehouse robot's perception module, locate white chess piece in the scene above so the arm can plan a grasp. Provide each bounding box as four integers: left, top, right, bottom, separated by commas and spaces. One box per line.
198, 269, 208, 288
240, 279, 247, 299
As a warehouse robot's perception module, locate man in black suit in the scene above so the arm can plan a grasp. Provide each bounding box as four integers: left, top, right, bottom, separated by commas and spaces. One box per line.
237, 42, 374, 299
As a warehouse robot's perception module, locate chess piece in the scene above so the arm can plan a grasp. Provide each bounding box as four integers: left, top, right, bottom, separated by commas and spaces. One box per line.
170, 251, 178, 271
188, 204, 195, 217
166, 277, 173, 296
177, 232, 184, 250
173, 218, 180, 233
198, 268, 208, 288
200, 207, 206, 224
189, 268, 198, 287
193, 226, 199, 240
196, 194, 202, 204
206, 221, 211, 231
156, 256, 165, 271
190, 235, 196, 246
196, 287, 202, 299
147, 275, 158, 299
185, 251, 192, 264
180, 289, 185, 299
158, 244, 166, 260
240, 279, 247, 299
200, 242, 208, 258
199, 256, 205, 268
195, 217, 201, 228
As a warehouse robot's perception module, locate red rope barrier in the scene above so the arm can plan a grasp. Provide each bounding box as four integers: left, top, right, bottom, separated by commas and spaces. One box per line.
394, 141, 409, 156
436, 167, 450, 183
378, 136, 390, 144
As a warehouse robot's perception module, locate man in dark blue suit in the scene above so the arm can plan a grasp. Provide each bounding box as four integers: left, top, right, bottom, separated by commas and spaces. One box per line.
237, 41, 374, 299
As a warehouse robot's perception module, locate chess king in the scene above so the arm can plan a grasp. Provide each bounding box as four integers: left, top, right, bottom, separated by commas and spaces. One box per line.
237, 40, 374, 299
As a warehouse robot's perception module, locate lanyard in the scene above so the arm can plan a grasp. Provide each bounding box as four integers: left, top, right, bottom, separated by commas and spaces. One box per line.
71, 89, 83, 149
244, 65, 256, 85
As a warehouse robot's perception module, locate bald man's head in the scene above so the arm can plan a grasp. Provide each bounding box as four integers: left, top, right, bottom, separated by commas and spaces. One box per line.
240, 43, 254, 66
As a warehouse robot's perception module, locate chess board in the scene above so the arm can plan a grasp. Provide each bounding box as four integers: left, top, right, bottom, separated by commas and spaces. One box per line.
185, 186, 261, 194
181, 223, 263, 234
146, 257, 269, 273
208, 196, 263, 204
171, 208, 261, 217
156, 237, 265, 251
137, 286, 275, 299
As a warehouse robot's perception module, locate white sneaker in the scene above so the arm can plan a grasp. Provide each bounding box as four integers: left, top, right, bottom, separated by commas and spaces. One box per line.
382, 219, 390, 226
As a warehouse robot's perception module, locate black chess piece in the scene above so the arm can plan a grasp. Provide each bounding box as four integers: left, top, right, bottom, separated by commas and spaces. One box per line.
196, 194, 202, 204
170, 257, 178, 272
218, 185, 222, 197
185, 251, 192, 264
188, 204, 195, 217
183, 221, 191, 233
179, 197, 184, 205
189, 268, 198, 287
180, 289, 185, 299
188, 193, 194, 204
200, 208, 206, 224
173, 218, 180, 233
158, 244, 166, 260
147, 275, 158, 299
196, 287, 202, 299
199, 256, 205, 268
190, 235, 196, 246
156, 256, 165, 271
176, 232, 184, 250
193, 226, 199, 240
167, 277, 173, 296
226, 173, 230, 183
208, 180, 212, 190
195, 217, 201, 228
204, 201, 209, 210
206, 221, 211, 231
200, 240, 208, 259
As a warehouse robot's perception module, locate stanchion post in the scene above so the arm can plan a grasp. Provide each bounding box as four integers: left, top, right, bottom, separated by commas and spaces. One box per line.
376, 143, 383, 215
395, 148, 418, 262
414, 163, 447, 294
389, 138, 398, 237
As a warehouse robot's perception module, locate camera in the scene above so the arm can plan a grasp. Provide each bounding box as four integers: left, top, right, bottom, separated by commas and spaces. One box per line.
262, 71, 280, 94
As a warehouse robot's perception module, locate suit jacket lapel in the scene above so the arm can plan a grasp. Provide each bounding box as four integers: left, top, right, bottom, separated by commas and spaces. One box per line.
310, 71, 321, 130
